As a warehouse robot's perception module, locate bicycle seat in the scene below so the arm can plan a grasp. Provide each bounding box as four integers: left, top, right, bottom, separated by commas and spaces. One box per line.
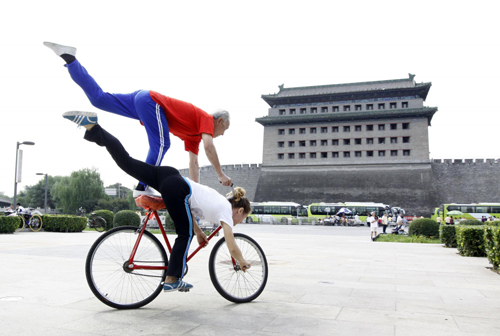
135, 195, 166, 211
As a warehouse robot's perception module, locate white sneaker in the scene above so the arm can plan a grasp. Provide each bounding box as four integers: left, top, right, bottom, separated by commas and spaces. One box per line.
133, 186, 161, 198
43, 41, 77, 56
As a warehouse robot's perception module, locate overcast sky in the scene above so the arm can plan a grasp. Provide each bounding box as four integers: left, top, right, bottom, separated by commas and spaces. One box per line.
1, 0, 499, 199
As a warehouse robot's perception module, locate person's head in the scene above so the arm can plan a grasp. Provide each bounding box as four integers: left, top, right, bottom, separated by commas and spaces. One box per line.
212, 110, 230, 138
371, 212, 375, 216
16, 203, 21, 207
226, 187, 251, 225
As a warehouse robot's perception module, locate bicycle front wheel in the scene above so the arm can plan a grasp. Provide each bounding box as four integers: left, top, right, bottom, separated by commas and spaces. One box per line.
15, 216, 25, 232
209, 233, 268, 303
93, 217, 106, 232
85, 226, 167, 309
29, 215, 43, 232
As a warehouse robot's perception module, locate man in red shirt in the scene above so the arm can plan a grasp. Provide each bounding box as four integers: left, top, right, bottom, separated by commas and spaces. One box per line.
44, 42, 232, 196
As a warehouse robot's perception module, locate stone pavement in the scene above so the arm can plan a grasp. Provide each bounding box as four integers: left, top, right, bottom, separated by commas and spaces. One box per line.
1, 225, 500, 336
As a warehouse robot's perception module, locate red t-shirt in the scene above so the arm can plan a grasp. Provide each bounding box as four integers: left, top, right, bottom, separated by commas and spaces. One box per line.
149, 91, 214, 155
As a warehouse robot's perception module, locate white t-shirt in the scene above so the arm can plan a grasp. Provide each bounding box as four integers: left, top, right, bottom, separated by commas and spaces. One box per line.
185, 178, 234, 228
367, 216, 378, 228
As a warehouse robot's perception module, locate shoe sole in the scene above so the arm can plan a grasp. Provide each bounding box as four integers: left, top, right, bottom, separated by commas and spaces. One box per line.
63, 111, 97, 118
43, 42, 76, 56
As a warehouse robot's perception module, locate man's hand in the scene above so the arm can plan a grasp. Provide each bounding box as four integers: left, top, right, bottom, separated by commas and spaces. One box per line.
197, 230, 209, 247
238, 259, 251, 272
218, 173, 232, 186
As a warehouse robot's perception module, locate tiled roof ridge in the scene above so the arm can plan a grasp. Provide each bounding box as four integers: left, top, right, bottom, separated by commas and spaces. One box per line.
278, 77, 412, 92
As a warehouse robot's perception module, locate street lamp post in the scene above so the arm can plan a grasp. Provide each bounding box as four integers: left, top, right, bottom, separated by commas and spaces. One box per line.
36, 173, 48, 213
13, 141, 35, 207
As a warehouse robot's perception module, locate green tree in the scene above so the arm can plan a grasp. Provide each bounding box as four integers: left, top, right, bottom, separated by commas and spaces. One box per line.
105, 183, 132, 199
51, 168, 105, 214
97, 198, 131, 213
16, 176, 60, 209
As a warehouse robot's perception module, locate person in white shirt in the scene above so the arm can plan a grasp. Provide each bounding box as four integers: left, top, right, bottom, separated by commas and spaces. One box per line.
368, 212, 378, 241
381, 213, 389, 234
16, 203, 25, 214
64, 112, 251, 293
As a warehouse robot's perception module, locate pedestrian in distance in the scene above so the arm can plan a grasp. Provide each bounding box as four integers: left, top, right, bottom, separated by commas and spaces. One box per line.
44, 42, 232, 198
381, 213, 388, 234
368, 212, 378, 241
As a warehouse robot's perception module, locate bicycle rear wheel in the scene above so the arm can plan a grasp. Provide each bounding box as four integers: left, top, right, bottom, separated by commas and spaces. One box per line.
85, 226, 167, 309
93, 217, 106, 232
15, 216, 25, 232
29, 215, 43, 232
209, 233, 268, 303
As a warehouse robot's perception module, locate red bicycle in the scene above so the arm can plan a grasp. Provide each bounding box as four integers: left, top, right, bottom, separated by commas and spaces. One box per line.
85, 195, 268, 309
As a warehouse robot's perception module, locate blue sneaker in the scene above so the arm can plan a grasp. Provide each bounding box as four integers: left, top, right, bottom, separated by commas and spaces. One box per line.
63, 111, 98, 127
163, 279, 193, 292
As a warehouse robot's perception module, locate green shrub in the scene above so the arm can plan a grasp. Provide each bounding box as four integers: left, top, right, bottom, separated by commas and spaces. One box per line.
0, 216, 21, 233
485, 226, 500, 269
408, 218, 439, 238
456, 225, 486, 257
486, 221, 500, 227
440, 225, 457, 248
43, 215, 87, 232
114, 210, 141, 227
460, 219, 483, 226
93, 210, 114, 230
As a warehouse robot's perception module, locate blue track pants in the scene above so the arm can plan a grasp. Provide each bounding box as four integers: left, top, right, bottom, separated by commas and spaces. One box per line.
66, 60, 171, 182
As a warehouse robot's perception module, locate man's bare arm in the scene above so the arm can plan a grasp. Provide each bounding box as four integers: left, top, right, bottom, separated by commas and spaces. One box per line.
188, 151, 199, 183
202, 133, 232, 186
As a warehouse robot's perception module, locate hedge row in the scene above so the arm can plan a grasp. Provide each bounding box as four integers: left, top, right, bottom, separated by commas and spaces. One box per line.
0, 216, 21, 233
485, 226, 500, 269
455, 226, 487, 257
43, 215, 87, 232
408, 219, 439, 238
440, 225, 457, 248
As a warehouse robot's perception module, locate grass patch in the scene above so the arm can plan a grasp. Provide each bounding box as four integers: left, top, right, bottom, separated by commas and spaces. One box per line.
375, 234, 441, 244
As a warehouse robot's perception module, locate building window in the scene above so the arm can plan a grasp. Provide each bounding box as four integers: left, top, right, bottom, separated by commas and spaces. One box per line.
332, 126, 339, 133
390, 137, 397, 144
332, 139, 339, 146
290, 109, 296, 115
366, 125, 373, 131
403, 137, 410, 143
279, 109, 285, 115
402, 102, 408, 108
321, 140, 328, 146
366, 104, 373, 110
355, 151, 362, 157
321, 152, 328, 158
390, 123, 397, 130
378, 124, 385, 131
390, 102, 397, 109
343, 139, 350, 145
311, 107, 317, 113
402, 123, 410, 129
299, 128, 306, 134
403, 150, 411, 156
278, 141, 284, 148
321, 127, 328, 133
310, 140, 317, 146
278, 154, 284, 159
355, 125, 362, 132
378, 138, 385, 144
310, 153, 317, 159
333, 106, 339, 112
310, 128, 317, 134
344, 151, 350, 158
289, 129, 295, 135
299, 140, 306, 147
288, 141, 295, 147
288, 153, 295, 159
321, 106, 328, 113
300, 108, 307, 114
378, 150, 385, 157
355, 138, 362, 145
278, 129, 285, 135
344, 126, 350, 132
355, 105, 362, 111
299, 153, 306, 159
332, 152, 339, 158
367, 151, 374, 157
378, 103, 385, 110
344, 105, 350, 112
367, 138, 374, 145
391, 150, 398, 156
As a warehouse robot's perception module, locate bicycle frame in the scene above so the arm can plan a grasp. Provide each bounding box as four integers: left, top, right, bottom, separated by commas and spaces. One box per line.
127, 209, 228, 271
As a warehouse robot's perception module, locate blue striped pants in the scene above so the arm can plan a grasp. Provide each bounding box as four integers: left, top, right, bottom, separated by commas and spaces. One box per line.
66, 59, 170, 175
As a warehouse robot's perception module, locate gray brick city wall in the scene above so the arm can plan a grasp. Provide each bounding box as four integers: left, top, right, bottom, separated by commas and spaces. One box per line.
178, 159, 500, 216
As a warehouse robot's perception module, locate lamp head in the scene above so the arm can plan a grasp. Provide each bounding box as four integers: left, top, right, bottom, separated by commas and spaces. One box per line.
21, 141, 35, 146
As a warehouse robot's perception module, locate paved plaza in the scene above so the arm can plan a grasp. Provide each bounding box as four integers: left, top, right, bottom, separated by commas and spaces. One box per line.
1, 225, 500, 336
